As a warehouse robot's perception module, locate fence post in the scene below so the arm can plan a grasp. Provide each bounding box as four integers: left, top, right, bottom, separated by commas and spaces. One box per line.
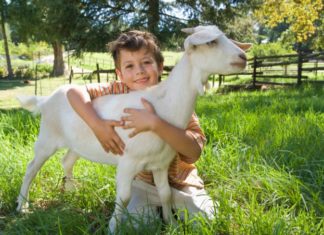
252, 57, 257, 87
69, 68, 73, 84
35, 65, 38, 95
297, 50, 303, 86
218, 75, 223, 87
315, 60, 318, 79
96, 63, 101, 83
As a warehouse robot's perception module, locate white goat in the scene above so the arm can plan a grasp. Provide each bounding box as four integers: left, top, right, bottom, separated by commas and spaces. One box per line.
16, 25, 250, 231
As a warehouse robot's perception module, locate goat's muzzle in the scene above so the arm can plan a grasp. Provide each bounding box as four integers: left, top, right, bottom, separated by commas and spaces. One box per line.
230, 53, 247, 69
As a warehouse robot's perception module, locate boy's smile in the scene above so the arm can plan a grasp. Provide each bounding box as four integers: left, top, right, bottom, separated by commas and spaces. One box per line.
116, 48, 163, 91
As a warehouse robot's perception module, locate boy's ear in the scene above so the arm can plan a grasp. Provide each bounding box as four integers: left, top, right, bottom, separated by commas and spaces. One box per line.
115, 68, 123, 81
158, 63, 164, 76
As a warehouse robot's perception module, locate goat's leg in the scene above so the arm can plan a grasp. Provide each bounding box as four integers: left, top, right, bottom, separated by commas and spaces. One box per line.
152, 169, 175, 224
17, 138, 57, 212
109, 160, 139, 232
61, 149, 79, 191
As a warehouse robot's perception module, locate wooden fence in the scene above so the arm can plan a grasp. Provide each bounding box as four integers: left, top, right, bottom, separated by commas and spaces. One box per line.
68, 51, 324, 87
249, 51, 324, 86
68, 63, 117, 84
201, 51, 324, 88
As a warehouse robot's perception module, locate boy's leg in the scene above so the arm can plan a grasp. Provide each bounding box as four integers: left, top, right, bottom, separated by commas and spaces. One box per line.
124, 180, 160, 225
126, 180, 216, 221
175, 185, 217, 219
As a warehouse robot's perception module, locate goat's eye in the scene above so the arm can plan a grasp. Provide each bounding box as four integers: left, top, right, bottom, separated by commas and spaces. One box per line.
207, 40, 218, 46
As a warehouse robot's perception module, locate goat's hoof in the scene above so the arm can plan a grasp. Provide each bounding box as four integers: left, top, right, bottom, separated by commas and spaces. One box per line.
16, 202, 29, 213
108, 218, 117, 233
62, 177, 78, 192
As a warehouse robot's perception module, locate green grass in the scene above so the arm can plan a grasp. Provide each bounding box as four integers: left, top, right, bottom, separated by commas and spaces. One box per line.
0, 83, 324, 234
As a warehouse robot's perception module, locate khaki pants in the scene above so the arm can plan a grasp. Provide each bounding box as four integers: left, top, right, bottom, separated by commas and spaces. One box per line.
124, 179, 216, 223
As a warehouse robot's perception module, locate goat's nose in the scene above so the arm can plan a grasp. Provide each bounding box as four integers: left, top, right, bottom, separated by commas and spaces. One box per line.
239, 53, 247, 61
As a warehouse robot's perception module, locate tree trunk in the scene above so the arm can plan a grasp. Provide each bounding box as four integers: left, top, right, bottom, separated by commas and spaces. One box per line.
52, 41, 65, 77
0, 4, 13, 79
147, 0, 159, 35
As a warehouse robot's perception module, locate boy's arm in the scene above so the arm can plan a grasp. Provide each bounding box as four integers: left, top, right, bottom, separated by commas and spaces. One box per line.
122, 98, 203, 163
67, 87, 125, 155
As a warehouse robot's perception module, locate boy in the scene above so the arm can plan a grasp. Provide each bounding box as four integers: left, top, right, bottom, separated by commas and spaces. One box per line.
67, 30, 215, 221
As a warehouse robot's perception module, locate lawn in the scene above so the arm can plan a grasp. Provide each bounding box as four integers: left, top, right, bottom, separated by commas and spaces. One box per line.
0, 80, 323, 234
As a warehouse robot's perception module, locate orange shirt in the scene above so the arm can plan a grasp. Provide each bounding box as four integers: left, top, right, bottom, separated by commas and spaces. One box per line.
86, 81, 206, 189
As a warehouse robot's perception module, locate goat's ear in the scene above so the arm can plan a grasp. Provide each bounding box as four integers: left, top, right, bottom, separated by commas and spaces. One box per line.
181, 27, 195, 34
184, 31, 222, 50
231, 39, 252, 52
182, 25, 219, 35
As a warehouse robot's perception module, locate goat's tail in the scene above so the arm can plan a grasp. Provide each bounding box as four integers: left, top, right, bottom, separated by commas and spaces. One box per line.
16, 95, 46, 115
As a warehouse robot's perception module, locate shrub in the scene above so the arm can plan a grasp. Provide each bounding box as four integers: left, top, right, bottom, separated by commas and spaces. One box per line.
36, 64, 52, 75
0, 67, 6, 78
23, 68, 35, 79
248, 42, 296, 58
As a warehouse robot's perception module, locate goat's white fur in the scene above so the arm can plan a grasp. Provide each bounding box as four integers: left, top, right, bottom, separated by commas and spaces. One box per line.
16, 25, 249, 231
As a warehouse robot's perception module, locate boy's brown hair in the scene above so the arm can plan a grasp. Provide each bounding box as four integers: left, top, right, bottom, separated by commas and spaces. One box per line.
108, 30, 164, 69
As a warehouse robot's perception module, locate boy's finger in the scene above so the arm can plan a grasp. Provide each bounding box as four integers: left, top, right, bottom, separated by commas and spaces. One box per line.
129, 130, 138, 138
121, 116, 133, 122
108, 120, 124, 126
113, 135, 125, 150
101, 144, 110, 153
141, 98, 154, 110
108, 141, 122, 155
124, 108, 139, 114
122, 123, 134, 129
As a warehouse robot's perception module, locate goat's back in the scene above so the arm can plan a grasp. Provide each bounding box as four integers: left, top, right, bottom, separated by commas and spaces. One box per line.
32, 84, 175, 169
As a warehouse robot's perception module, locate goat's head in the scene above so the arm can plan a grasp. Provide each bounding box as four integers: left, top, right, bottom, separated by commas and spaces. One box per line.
182, 25, 251, 93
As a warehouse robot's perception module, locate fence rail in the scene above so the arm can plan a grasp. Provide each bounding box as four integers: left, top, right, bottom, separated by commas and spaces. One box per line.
249, 51, 324, 86
67, 51, 324, 88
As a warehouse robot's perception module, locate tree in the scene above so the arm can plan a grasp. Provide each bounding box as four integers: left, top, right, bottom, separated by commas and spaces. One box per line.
0, 0, 13, 79
174, 1, 260, 28
8, 0, 262, 66
67, 0, 187, 53
255, 0, 323, 44
9, 0, 86, 76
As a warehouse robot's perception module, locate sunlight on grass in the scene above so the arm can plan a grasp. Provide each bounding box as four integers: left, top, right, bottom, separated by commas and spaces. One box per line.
0, 85, 323, 234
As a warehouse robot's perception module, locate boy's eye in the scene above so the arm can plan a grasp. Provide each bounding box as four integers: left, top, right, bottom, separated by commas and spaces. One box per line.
144, 60, 152, 64
125, 64, 133, 69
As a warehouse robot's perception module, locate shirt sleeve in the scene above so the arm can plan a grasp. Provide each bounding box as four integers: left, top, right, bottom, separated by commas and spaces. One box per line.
85, 81, 129, 100
178, 113, 207, 164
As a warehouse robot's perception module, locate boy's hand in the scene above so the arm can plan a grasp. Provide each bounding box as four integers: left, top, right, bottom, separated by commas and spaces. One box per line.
122, 98, 158, 137
93, 119, 125, 155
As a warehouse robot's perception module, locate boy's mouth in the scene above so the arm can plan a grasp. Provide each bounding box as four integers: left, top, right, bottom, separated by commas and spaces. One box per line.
135, 77, 149, 84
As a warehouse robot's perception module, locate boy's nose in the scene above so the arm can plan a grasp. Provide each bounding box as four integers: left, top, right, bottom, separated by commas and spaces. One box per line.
136, 65, 145, 74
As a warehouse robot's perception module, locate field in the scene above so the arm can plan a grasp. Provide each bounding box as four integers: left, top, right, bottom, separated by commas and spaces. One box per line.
0, 78, 323, 234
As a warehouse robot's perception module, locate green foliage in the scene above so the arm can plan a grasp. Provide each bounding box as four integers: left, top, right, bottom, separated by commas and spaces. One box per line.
0, 67, 6, 78
36, 64, 52, 74
249, 41, 296, 57
0, 40, 52, 59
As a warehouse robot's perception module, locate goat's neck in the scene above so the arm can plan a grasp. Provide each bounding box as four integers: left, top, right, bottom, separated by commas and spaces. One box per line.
156, 54, 202, 128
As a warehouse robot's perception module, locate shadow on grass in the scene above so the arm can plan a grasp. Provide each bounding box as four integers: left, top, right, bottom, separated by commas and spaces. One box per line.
0, 107, 25, 112
3, 203, 165, 235
3, 205, 91, 235
0, 79, 33, 91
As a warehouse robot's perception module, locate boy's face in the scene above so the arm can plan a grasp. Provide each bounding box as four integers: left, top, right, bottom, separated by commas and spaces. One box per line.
116, 47, 163, 91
